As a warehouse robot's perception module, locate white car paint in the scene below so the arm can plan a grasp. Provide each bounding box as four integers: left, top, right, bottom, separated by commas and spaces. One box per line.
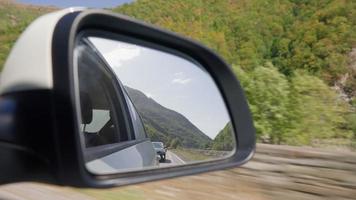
86, 140, 157, 174
0, 8, 84, 94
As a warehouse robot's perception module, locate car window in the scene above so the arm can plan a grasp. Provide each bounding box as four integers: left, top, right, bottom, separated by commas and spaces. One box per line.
82, 109, 110, 133
152, 142, 163, 148
76, 41, 130, 148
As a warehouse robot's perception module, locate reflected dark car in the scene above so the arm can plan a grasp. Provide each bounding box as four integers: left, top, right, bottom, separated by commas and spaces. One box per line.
152, 142, 167, 161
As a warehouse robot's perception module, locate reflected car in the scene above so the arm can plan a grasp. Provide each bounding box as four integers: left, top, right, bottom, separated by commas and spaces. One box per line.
78, 41, 158, 173
152, 142, 167, 161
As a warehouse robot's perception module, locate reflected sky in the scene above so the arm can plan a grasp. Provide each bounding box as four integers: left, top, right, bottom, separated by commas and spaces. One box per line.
89, 37, 231, 139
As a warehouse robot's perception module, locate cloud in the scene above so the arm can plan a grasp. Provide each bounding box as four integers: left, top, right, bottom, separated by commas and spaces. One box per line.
174, 72, 184, 76
89, 37, 141, 68
103, 44, 141, 68
172, 78, 191, 84
104, 45, 141, 67
172, 72, 192, 85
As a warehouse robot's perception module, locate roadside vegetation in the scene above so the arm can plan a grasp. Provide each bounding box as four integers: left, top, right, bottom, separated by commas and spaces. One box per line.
1, 0, 356, 150
0, 0, 54, 69
171, 148, 213, 162
116, 0, 356, 150
170, 147, 233, 162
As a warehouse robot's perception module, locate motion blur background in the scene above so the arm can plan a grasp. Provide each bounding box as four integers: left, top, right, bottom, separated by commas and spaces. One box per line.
0, 0, 355, 199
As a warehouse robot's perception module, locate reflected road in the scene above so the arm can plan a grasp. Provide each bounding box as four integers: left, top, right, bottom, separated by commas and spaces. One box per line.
159, 150, 185, 167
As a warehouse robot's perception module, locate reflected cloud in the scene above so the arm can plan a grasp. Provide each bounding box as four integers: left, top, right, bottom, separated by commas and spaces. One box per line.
103, 44, 141, 68
172, 78, 191, 84
174, 72, 184, 76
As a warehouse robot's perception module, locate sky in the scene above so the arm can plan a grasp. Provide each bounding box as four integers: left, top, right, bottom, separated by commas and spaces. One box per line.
16, 0, 134, 8
89, 37, 232, 139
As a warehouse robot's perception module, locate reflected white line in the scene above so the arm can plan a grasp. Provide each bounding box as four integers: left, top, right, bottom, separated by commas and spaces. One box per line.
169, 151, 185, 164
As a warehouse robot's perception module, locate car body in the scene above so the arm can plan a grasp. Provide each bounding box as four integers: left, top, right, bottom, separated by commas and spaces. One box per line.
152, 142, 167, 161
72, 33, 158, 174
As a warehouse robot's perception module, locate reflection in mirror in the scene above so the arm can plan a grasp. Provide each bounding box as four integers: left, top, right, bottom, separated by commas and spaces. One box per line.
75, 34, 235, 175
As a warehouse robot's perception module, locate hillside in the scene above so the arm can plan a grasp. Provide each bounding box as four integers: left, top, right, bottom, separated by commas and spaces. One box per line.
212, 122, 234, 151
125, 86, 212, 148
0, 0, 55, 69
115, 0, 356, 148
0, 0, 355, 148
115, 0, 356, 90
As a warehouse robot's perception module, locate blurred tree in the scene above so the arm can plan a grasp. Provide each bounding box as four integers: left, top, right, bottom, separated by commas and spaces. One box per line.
170, 138, 181, 149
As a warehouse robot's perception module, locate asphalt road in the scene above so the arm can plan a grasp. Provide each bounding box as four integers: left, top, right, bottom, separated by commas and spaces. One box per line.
158, 150, 185, 167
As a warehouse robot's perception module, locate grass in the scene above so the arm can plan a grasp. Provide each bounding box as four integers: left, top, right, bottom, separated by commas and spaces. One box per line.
0, 0, 55, 69
171, 148, 214, 162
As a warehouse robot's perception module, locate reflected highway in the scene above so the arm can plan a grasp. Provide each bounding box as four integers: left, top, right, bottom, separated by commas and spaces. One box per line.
159, 150, 185, 167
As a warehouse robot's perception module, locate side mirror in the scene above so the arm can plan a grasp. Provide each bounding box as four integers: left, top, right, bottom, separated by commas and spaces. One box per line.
0, 8, 255, 187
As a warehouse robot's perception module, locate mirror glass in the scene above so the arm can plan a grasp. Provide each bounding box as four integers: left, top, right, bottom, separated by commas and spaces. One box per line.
74, 34, 236, 174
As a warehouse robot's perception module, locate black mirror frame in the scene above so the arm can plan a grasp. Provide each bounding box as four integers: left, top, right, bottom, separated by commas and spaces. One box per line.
51, 9, 255, 188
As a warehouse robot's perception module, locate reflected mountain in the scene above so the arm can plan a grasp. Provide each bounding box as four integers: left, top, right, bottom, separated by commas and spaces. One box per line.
212, 122, 234, 151
125, 86, 212, 148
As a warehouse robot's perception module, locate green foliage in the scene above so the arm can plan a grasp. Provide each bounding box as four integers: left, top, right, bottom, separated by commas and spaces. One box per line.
171, 148, 212, 161
236, 64, 352, 145
169, 138, 181, 149
287, 72, 353, 145
212, 122, 234, 151
346, 113, 356, 138
116, 0, 356, 148
0, 2, 54, 70
115, 0, 356, 83
234, 63, 292, 144
1, 0, 355, 148
144, 124, 169, 143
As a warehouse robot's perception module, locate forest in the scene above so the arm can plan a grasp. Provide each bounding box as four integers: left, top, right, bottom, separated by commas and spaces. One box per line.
1, 0, 355, 149
115, 0, 356, 148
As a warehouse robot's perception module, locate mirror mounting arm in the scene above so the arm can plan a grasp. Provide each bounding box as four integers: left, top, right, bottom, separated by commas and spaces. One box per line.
0, 90, 57, 184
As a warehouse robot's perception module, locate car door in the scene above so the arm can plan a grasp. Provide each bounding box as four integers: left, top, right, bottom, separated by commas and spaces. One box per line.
76, 39, 157, 174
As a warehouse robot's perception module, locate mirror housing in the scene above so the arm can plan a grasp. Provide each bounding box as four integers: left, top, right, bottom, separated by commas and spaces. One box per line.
0, 9, 255, 187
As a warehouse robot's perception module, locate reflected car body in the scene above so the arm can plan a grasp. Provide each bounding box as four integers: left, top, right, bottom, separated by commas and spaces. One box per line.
84, 90, 158, 174
152, 142, 167, 161
86, 140, 157, 174
76, 39, 158, 174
